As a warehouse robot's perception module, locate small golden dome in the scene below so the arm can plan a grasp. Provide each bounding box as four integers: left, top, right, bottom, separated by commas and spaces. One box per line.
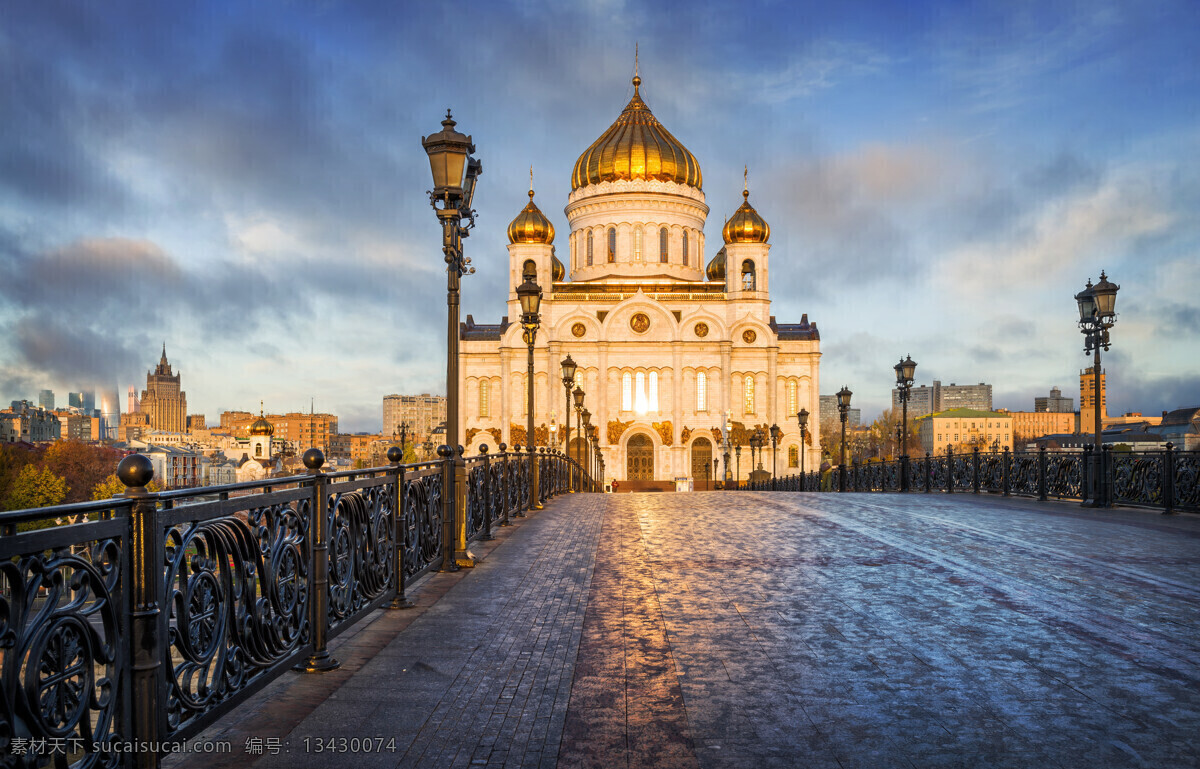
507, 189, 555, 244
706, 246, 726, 281
249, 409, 274, 436
571, 75, 702, 191
551, 251, 565, 281
722, 189, 770, 244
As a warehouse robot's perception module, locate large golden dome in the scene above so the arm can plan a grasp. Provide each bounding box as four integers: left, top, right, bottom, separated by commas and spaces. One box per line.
722, 189, 770, 244
507, 189, 555, 244
571, 76, 702, 191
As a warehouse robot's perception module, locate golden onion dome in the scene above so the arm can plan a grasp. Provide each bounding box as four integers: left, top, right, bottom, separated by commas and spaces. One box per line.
507, 189, 555, 244
706, 245, 726, 281
249, 410, 274, 437
571, 75, 702, 191
551, 250, 565, 281
722, 188, 770, 244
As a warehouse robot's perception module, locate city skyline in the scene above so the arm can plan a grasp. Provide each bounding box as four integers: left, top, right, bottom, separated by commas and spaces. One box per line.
1, 2, 1198, 433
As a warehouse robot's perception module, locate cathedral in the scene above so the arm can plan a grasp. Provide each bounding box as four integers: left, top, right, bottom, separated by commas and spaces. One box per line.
460, 72, 821, 485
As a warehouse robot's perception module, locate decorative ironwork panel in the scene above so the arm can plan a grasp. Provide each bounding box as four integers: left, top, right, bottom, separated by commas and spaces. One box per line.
1175, 451, 1200, 511
907, 460, 923, 492
401, 467, 444, 580
163, 493, 311, 739
979, 455, 1004, 493
882, 461, 900, 491
487, 462, 505, 522
1010, 454, 1040, 497
1110, 452, 1165, 508
952, 456, 973, 491
327, 481, 397, 635
0, 516, 129, 769
507, 458, 524, 514
930, 456, 949, 490
1046, 453, 1083, 499
466, 462, 487, 541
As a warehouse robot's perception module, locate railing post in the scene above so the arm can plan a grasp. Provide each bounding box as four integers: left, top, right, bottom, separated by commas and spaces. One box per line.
1002, 447, 1011, 497
498, 443, 513, 526
513, 445, 526, 517
119, 455, 164, 769
945, 446, 954, 494
438, 444, 460, 569
1038, 447, 1048, 501
298, 448, 339, 671
479, 445, 494, 541
972, 447, 980, 494
1101, 444, 1113, 508
924, 452, 931, 493
1081, 445, 1093, 506
1163, 442, 1176, 514
387, 447, 414, 609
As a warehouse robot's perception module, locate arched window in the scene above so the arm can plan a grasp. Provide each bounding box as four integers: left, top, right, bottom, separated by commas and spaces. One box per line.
607, 227, 616, 262
788, 445, 799, 467
635, 371, 647, 413
742, 260, 756, 291
696, 371, 707, 412
787, 381, 797, 418
633, 226, 642, 261
522, 259, 536, 281
682, 231, 689, 266
649, 371, 659, 413
659, 227, 668, 263
480, 380, 490, 418
744, 375, 755, 415
587, 232, 594, 266
622, 372, 632, 412
255, 443, 262, 458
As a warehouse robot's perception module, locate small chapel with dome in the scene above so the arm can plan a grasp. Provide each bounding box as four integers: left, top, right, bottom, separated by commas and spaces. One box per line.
459, 70, 821, 485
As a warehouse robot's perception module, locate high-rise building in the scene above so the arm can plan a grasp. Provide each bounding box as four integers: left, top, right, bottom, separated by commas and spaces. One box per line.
892, 380, 991, 416
383, 394, 447, 445
69, 392, 84, 410
39, 390, 54, 410
818, 395, 860, 428
128, 386, 140, 415
140, 345, 188, 433
1080, 369, 1106, 435
1034, 386, 1073, 413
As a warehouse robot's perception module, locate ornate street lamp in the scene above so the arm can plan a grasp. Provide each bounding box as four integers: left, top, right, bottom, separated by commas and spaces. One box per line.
561, 355, 577, 492
837, 386, 853, 492
1076, 271, 1119, 507
797, 408, 809, 491
734, 442, 742, 487
423, 109, 481, 571
722, 410, 732, 483
712, 458, 718, 490
423, 438, 433, 459
517, 271, 543, 510
769, 423, 782, 488
573, 386, 585, 482
894, 354, 916, 491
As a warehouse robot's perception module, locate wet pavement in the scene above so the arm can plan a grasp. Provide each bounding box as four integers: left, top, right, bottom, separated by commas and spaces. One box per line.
182, 492, 1200, 769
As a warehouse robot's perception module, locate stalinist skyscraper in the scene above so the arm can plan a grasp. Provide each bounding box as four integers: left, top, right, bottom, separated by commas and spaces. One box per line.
140, 345, 188, 433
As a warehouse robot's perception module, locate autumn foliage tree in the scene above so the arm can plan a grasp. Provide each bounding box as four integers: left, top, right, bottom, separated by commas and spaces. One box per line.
42, 439, 127, 504
6, 464, 68, 511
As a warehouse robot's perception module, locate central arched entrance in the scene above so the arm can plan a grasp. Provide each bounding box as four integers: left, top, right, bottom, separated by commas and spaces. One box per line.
627, 433, 654, 480
691, 437, 713, 488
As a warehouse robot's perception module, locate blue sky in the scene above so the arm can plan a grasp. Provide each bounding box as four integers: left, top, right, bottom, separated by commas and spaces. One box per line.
1, 0, 1197, 432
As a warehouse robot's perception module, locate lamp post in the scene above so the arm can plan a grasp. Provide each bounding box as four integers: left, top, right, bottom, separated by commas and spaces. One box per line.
423, 109, 481, 571
423, 438, 433, 460
735, 443, 742, 487
573, 386, 585, 483
722, 410, 732, 483
712, 458, 718, 490
770, 423, 782, 488
893, 355, 916, 491
797, 408, 809, 491
582, 409, 592, 483
517, 271, 543, 510
837, 386, 852, 492
1076, 271, 1119, 508
561, 355, 578, 492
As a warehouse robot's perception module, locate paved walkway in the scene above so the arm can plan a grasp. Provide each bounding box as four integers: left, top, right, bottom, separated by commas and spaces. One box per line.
179, 492, 1200, 769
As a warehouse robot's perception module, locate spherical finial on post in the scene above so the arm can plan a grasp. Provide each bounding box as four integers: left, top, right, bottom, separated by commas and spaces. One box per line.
499, 442, 508, 452
437, 445, 453, 459
387, 446, 403, 464
117, 454, 154, 489
479, 444, 489, 455
302, 448, 325, 471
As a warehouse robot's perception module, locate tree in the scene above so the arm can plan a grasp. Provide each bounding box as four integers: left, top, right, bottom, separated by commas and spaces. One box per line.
91, 473, 161, 500
42, 440, 125, 504
6, 464, 68, 512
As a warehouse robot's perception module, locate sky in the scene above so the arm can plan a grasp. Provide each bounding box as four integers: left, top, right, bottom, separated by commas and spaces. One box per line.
1, 0, 1198, 432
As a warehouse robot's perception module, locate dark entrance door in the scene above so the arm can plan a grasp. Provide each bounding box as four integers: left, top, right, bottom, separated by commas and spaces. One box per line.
691, 438, 713, 488
627, 433, 654, 480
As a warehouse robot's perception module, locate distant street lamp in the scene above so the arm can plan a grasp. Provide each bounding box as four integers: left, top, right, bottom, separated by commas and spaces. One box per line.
722, 410, 732, 483
735, 442, 742, 487
712, 458, 718, 490
423, 109, 481, 571
769, 423, 782, 488
582, 409, 592, 481
573, 386, 585, 483
561, 355, 577, 492
517, 270, 543, 510
894, 355, 916, 491
797, 408, 809, 491
1076, 271, 1119, 508
837, 386, 853, 492
423, 438, 433, 459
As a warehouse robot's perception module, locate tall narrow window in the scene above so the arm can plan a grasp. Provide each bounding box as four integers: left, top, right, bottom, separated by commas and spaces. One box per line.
633, 226, 642, 261
480, 380, 490, 418
742, 260, 756, 291
649, 371, 659, 413
607, 227, 616, 262
682, 231, 689, 266
659, 227, 668, 263
622, 372, 632, 412
787, 381, 797, 417
634, 372, 647, 413
697, 371, 707, 412
587, 232, 594, 266
744, 375, 755, 415
788, 446, 799, 467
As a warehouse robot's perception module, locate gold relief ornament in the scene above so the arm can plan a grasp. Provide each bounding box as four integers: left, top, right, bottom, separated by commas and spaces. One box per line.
607, 418, 633, 444
465, 428, 480, 445
572, 322, 586, 338
680, 427, 692, 444
652, 420, 673, 446
630, 312, 650, 333
509, 423, 527, 446
487, 427, 502, 444
711, 426, 722, 442
742, 329, 756, 344
694, 322, 708, 338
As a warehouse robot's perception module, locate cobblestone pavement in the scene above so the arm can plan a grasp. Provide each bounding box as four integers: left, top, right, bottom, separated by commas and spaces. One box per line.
218, 492, 1199, 769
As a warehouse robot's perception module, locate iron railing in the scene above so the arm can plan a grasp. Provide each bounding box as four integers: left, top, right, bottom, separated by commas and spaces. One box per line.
748, 443, 1197, 515
0, 444, 592, 768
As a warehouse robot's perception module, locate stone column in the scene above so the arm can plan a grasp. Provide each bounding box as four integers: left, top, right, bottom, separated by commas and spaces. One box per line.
768, 344, 778, 427
673, 342, 684, 479
720, 341, 732, 420
500, 347, 511, 445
